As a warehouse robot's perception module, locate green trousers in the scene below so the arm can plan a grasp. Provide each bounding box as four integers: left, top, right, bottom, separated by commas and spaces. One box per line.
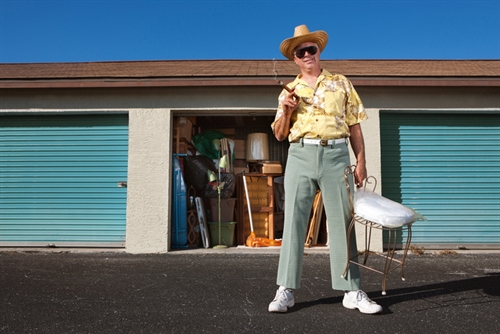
276, 140, 361, 290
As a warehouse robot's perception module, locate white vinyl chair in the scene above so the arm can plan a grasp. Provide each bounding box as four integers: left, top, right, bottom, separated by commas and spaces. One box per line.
342, 166, 424, 295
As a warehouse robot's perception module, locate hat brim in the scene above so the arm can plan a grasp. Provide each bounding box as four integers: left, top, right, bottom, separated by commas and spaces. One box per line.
280, 30, 328, 60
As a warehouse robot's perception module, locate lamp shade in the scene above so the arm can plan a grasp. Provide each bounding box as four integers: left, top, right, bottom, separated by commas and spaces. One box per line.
246, 133, 270, 162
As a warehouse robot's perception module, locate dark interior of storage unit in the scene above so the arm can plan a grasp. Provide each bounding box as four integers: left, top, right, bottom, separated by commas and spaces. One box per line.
172, 115, 328, 250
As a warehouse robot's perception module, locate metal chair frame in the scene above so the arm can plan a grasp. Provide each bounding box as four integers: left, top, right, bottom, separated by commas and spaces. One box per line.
342, 166, 414, 295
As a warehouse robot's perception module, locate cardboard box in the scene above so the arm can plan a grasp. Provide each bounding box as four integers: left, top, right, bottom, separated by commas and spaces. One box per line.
213, 128, 236, 137
174, 117, 193, 142
233, 159, 247, 167
233, 159, 248, 175
174, 141, 188, 154
233, 167, 250, 175
262, 163, 282, 174
233, 139, 246, 159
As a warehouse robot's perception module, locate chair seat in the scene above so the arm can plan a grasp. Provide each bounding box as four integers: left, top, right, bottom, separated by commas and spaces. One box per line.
354, 188, 416, 228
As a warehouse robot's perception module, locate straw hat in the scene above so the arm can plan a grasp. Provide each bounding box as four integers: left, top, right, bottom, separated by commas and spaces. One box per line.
280, 24, 328, 60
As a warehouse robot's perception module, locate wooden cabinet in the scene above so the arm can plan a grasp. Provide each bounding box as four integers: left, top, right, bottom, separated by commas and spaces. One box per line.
236, 173, 284, 245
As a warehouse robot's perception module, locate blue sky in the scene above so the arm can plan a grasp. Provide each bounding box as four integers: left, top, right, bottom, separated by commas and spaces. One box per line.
0, 0, 499, 63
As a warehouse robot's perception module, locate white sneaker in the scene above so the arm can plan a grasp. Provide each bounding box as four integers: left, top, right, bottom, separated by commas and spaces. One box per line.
343, 290, 383, 314
268, 288, 294, 313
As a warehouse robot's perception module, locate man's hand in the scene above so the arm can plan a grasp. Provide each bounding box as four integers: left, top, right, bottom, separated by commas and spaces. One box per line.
282, 89, 298, 115
349, 123, 367, 188
354, 161, 367, 188
274, 89, 299, 141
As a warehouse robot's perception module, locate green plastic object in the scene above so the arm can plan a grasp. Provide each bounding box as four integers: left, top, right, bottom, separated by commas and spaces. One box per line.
208, 221, 236, 247
191, 130, 226, 159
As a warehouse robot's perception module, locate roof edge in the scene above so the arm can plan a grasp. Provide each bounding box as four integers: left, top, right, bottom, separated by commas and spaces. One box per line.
1, 77, 499, 89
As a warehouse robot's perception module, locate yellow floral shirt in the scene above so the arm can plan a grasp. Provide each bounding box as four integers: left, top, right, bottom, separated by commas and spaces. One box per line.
271, 69, 368, 142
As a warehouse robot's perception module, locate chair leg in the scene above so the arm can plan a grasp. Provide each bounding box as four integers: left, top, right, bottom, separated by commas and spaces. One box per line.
381, 229, 397, 295
400, 224, 413, 281
344, 219, 413, 295
363, 222, 370, 265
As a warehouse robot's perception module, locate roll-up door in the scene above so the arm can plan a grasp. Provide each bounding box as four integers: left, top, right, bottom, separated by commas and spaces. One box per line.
0, 114, 128, 247
380, 111, 500, 248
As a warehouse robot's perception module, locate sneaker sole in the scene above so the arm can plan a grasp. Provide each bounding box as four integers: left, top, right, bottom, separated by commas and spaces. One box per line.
268, 302, 295, 313
343, 300, 382, 314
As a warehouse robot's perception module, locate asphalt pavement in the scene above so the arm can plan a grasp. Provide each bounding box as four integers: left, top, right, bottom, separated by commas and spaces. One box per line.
1, 249, 499, 333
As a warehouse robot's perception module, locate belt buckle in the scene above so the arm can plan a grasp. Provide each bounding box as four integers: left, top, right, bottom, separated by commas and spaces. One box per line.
319, 139, 328, 146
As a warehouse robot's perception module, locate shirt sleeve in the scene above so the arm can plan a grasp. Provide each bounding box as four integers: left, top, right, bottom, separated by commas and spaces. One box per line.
344, 78, 368, 126
270, 89, 288, 134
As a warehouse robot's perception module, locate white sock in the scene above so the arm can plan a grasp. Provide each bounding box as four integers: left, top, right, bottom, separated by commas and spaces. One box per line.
279, 286, 289, 291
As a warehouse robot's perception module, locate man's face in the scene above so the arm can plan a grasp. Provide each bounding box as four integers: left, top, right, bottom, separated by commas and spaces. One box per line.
293, 42, 320, 70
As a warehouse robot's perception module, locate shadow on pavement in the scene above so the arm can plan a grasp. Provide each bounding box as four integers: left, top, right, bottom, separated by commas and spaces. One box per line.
293, 273, 500, 314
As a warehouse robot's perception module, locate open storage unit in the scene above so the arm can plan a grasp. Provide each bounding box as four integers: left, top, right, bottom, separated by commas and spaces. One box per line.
171, 115, 289, 249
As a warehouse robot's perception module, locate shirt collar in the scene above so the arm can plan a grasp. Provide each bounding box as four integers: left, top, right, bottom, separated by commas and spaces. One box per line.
293, 69, 333, 87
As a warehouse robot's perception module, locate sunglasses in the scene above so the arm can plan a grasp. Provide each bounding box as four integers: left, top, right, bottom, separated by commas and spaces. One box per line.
294, 45, 318, 59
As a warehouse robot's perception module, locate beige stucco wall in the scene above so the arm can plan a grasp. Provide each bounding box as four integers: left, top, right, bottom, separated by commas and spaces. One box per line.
2, 85, 500, 110
351, 108, 383, 251
125, 108, 172, 253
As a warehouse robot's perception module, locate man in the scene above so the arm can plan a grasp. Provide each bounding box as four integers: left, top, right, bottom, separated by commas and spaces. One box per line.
269, 24, 382, 315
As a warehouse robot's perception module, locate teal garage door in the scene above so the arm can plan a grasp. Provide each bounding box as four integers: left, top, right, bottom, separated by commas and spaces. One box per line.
381, 112, 500, 248
0, 114, 128, 247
